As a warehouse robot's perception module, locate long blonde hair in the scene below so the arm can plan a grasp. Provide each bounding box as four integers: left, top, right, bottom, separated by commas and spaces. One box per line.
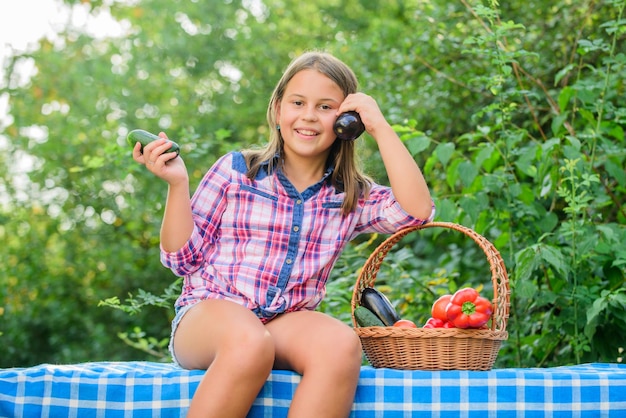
243, 51, 372, 215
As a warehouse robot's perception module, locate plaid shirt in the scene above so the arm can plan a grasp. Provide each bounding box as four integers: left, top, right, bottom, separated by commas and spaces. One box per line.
161, 152, 434, 321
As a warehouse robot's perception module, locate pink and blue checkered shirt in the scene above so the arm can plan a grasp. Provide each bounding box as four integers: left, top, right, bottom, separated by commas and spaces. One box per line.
161, 152, 434, 321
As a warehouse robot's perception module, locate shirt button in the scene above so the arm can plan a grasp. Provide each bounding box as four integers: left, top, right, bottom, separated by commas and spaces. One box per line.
286, 258, 293, 264
293, 226, 299, 232
296, 199, 302, 204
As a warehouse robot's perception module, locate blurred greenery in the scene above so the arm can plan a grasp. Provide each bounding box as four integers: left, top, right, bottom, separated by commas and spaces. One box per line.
1, 0, 624, 368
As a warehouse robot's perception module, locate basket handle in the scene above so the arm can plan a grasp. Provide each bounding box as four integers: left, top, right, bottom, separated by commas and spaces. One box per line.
351, 222, 510, 332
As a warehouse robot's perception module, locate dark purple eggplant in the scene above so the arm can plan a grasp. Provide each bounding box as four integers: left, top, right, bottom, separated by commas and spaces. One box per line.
360, 287, 401, 326
334, 111, 365, 141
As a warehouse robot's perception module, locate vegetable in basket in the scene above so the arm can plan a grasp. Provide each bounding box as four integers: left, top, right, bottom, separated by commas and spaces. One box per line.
360, 287, 401, 326
423, 317, 454, 328
354, 306, 385, 327
445, 287, 493, 329
393, 319, 418, 328
431, 294, 452, 322
421, 294, 453, 328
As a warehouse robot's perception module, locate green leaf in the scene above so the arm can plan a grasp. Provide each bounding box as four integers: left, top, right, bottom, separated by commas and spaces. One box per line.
406, 134, 432, 156
554, 64, 576, 86
458, 161, 478, 187
551, 112, 570, 136
432, 197, 456, 222
538, 244, 569, 279
608, 291, 626, 312
434, 143, 456, 168
459, 195, 481, 224
446, 159, 461, 189
605, 159, 626, 187
474, 143, 498, 172
586, 293, 609, 325
516, 279, 538, 299
558, 86, 574, 110
514, 246, 540, 283
515, 144, 538, 178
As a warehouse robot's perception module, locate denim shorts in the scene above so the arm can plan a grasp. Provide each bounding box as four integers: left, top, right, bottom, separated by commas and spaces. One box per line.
168, 302, 199, 367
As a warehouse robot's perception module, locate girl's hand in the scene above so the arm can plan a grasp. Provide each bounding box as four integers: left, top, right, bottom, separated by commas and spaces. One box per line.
131, 132, 188, 186
340, 93, 433, 220
337, 93, 391, 140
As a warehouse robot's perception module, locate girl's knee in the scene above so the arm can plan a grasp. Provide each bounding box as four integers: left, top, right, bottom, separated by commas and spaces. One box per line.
334, 329, 363, 367
225, 326, 275, 367
313, 324, 362, 374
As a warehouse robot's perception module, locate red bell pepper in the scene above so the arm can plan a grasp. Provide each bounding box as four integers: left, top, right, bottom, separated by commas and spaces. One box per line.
445, 287, 493, 329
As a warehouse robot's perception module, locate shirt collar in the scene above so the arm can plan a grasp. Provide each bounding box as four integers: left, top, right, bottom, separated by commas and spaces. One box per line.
259, 154, 335, 179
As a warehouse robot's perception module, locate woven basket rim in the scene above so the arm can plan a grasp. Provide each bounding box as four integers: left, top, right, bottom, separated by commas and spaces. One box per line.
351, 221, 511, 337
353, 325, 507, 340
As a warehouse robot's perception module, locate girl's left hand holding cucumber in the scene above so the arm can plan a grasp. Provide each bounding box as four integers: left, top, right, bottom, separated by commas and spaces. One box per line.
131, 130, 194, 253
131, 131, 189, 186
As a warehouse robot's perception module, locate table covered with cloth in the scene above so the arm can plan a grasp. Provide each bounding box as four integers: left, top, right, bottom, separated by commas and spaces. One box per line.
0, 361, 625, 417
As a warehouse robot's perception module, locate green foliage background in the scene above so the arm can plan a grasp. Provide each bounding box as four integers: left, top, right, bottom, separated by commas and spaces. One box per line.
1, 0, 625, 368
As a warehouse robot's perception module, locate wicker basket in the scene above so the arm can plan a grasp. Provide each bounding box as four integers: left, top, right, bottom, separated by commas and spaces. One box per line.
351, 222, 510, 371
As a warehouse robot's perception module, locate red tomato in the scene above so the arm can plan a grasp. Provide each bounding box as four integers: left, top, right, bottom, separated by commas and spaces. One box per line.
423, 317, 445, 328
393, 319, 418, 328
431, 294, 452, 322
423, 317, 454, 328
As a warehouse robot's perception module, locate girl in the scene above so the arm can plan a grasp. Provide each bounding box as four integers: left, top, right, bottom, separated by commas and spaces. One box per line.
132, 51, 434, 418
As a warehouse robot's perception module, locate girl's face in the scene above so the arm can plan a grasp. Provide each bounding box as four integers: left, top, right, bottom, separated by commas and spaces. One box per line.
277, 69, 344, 165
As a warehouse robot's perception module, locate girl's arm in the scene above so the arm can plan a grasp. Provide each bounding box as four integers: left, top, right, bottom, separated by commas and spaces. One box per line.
160, 182, 194, 253
338, 93, 433, 220
132, 132, 195, 252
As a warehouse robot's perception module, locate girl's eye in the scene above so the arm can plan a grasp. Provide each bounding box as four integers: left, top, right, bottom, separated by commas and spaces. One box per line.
320, 104, 332, 110
293, 101, 303, 106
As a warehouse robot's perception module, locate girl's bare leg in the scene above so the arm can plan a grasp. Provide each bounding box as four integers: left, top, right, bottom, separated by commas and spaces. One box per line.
266, 311, 362, 418
173, 299, 275, 418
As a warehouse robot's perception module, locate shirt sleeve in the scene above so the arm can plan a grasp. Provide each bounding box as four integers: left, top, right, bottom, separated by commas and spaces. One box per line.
160, 152, 234, 276
353, 183, 435, 237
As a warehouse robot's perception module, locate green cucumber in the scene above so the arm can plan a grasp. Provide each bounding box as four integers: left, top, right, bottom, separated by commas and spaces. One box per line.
360, 287, 401, 326
354, 306, 385, 327
127, 129, 180, 156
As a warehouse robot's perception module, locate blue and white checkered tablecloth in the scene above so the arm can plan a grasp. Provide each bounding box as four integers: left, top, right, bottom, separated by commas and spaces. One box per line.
0, 362, 624, 417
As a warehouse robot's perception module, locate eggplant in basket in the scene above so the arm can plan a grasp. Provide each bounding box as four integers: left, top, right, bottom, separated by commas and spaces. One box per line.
360, 287, 401, 326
